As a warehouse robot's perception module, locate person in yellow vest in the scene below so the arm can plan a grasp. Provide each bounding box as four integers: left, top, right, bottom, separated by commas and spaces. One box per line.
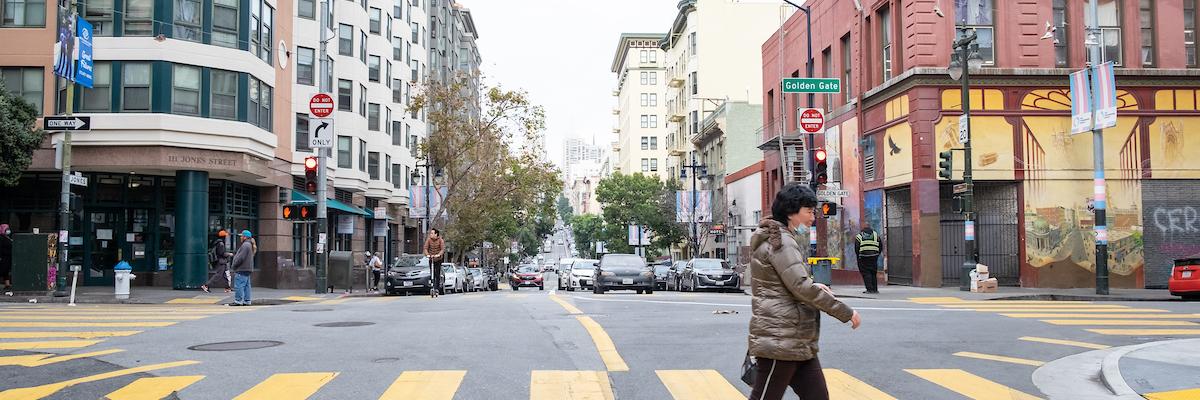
854, 223, 881, 294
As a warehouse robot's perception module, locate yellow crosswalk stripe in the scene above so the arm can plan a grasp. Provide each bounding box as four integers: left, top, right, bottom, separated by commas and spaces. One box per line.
378, 370, 466, 400
530, 371, 615, 400
905, 369, 1040, 400
941, 304, 1129, 309
655, 370, 745, 400
1145, 388, 1200, 400
963, 308, 1168, 313
0, 349, 124, 367
0, 340, 103, 350
1087, 329, 1200, 335
823, 369, 897, 400
0, 331, 141, 339
1041, 319, 1199, 326
952, 352, 1045, 366
549, 294, 584, 314
575, 316, 629, 372
166, 297, 225, 304
908, 297, 965, 303
0, 315, 206, 320
1018, 336, 1110, 350
105, 375, 205, 400
233, 372, 338, 400
0, 360, 197, 400
0, 321, 175, 328
1002, 313, 1200, 319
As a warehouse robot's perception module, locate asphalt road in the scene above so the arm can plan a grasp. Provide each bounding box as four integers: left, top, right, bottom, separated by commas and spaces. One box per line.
0, 276, 1196, 399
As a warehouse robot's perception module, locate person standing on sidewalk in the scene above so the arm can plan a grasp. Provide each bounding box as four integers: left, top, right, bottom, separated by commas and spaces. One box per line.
746, 183, 861, 400
229, 230, 256, 306
424, 229, 445, 297
368, 252, 384, 291
854, 223, 882, 294
0, 224, 12, 295
202, 230, 233, 293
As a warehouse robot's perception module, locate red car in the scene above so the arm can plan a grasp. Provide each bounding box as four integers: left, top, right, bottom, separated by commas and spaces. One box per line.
1169, 256, 1200, 300
509, 265, 544, 291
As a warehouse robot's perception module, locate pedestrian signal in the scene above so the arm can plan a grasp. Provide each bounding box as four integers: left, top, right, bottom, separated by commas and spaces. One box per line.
820, 202, 838, 217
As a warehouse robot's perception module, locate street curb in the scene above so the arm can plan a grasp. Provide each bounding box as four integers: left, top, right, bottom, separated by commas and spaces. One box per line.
0, 295, 299, 305
989, 294, 1179, 302
1100, 338, 1200, 397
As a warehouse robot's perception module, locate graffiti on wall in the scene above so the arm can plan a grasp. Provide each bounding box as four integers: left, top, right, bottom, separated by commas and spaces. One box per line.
839, 119, 863, 270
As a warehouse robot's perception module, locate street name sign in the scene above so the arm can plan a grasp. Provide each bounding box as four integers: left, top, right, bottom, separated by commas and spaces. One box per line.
816, 189, 849, 198
782, 78, 841, 93
309, 118, 334, 148
44, 116, 90, 131
953, 183, 971, 194
68, 172, 88, 186
309, 93, 334, 118
799, 108, 825, 134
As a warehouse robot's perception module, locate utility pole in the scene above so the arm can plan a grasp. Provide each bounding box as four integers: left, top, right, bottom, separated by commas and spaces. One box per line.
315, 0, 331, 294
681, 155, 706, 258
55, 0, 79, 297
949, 26, 981, 291
1086, 0, 1109, 295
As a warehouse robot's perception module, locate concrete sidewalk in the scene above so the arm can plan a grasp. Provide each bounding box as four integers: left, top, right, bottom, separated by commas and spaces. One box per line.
1034, 339, 1200, 400
822, 284, 1181, 302
0, 286, 348, 305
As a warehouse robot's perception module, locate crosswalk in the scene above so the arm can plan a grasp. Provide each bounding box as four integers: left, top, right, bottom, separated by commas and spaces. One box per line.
0, 304, 250, 353
910, 297, 1200, 336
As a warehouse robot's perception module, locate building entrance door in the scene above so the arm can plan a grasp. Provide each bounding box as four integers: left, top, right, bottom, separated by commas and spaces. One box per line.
83, 209, 122, 286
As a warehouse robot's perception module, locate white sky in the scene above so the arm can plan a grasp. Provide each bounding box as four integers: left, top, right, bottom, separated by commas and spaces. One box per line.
465, 0, 680, 169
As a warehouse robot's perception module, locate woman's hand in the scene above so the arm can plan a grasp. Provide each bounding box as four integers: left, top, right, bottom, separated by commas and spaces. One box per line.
849, 311, 862, 330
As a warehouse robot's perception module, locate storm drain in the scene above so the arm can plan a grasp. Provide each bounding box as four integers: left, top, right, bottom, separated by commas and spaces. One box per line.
314, 321, 376, 328
188, 340, 283, 352
291, 308, 334, 312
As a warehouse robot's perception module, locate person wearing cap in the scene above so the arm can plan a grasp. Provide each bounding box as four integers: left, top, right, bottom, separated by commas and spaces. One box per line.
202, 230, 234, 293
229, 230, 257, 306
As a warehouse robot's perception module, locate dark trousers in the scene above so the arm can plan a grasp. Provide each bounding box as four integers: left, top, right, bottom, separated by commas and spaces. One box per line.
858, 255, 879, 293
204, 264, 230, 289
748, 356, 828, 400
371, 270, 381, 288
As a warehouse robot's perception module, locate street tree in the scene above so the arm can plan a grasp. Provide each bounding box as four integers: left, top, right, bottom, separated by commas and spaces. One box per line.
569, 214, 605, 259
0, 82, 46, 186
556, 194, 573, 224
594, 173, 686, 259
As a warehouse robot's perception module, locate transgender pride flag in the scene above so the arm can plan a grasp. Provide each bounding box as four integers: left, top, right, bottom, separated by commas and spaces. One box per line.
1091, 62, 1118, 130
1069, 69, 1091, 134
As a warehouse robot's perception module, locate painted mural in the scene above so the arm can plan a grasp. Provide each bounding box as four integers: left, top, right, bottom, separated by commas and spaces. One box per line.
838, 119, 863, 271
882, 97, 914, 188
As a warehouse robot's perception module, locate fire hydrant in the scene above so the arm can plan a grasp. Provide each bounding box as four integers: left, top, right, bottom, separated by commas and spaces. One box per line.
114, 261, 135, 300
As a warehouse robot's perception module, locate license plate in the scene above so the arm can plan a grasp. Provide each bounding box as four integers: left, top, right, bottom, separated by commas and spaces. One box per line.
622, 278, 634, 285
1185, 271, 1193, 279
403, 281, 413, 287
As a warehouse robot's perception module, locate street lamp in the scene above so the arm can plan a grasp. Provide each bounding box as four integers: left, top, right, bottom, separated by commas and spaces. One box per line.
948, 26, 983, 291
680, 154, 708, 259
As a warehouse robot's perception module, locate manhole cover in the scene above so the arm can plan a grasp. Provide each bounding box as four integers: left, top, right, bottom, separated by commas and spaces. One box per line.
291, 308, 334, 312
314, 321, 376, 327
373, 357, 401, 363
188, 340, 283, 352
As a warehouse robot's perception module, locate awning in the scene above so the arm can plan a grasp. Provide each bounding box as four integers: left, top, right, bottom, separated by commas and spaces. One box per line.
289, 191, 372, 217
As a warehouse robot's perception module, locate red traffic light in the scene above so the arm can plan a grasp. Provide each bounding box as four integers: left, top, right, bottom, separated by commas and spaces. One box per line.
814, 148, 827, 162
304, 156, 318, 171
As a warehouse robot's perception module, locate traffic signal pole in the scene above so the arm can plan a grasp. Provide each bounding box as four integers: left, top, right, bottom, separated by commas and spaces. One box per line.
315, 0, 331, 294
1086, 0, 1109, 295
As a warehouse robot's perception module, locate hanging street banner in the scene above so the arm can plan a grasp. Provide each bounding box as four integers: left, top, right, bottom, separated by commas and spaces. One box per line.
52, 1, 77, 81
627, 225, 653, 246
1069, 69, 1091, 134
676, 190, 712, 223
408, 185, 448, 220
1091, 62, 1117, 130
74, 17, 94, 88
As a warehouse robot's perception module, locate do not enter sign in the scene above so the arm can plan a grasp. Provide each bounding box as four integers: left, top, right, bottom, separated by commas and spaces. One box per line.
799, 108, 825, 134
310, 93, 334, 118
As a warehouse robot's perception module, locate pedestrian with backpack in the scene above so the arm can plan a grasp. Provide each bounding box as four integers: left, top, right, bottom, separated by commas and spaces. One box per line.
368, 252, 384, 291
201, 230, 233, 293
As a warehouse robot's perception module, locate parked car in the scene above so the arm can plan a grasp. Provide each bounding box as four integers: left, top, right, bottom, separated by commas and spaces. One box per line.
1170, 255, 1200, 300
666, 260, 688, 291
483, 267, 500, 291
680, 258, 739, 292
384, 254, 431, 295
556, 258, 577, 289
441, 263, 463, 294
564, 259, 599, 291
456, 265, 471, 293
593, 254, 654, 294
510, 264, 544, 290
468, 267, 487, 292
653, 263, 671, 290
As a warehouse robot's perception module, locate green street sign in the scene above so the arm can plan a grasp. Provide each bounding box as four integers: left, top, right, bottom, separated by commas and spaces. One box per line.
782, 78, 841, 93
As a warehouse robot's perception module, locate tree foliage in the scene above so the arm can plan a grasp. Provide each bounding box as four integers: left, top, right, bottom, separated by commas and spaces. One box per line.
409, 73, 562, 260
0, 81, 46, 186
594, 173, 686, 259
556, 194, 573, 224
569, 214, 605, 259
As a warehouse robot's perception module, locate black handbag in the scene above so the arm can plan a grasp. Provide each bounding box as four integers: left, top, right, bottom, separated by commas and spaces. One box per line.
740, 353, 756, 385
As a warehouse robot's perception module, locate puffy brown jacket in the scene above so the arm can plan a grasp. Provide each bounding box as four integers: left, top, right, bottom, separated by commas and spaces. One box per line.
747, 219, 855, 361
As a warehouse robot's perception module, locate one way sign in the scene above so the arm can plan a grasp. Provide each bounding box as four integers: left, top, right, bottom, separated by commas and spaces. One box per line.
309, 118, 334, 148
43, 116, 91, 131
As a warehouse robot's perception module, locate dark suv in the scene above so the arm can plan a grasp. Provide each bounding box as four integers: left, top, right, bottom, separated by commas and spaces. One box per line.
384, 254, 431, 295
593, 254, 654, 294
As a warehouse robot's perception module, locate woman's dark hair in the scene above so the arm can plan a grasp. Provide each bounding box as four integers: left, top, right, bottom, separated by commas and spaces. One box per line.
430, 228, 441, 236
771, 183, 819, 223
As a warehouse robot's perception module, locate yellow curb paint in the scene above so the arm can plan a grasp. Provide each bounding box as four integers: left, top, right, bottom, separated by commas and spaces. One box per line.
0, 315, 206, 320
1087, 329, 1200, 336
655, 370, 746, 400
0, 349, 124, 367
905, 369, 1041, 400
907, 297, 964, 303
530, 371, 614, 400
928, 301, 1092, 305
1001, 313, 1200, 319
0, 360, 198, 400
941, 304, 1129, 309
378, 371, 466, 400
549, 295, 583, 315
964, 308, 1169, 313
233, 372, 338, 400
0, 321, 175, 328
1040, 320, 1199, 326
823, 369, 898, 400
104, 375, 205, 400
0, 340, 103, 350
575, 316, 629, 372
1145, 388, 1200, 400
952, 352, 1046, 366
318, 298, 353, 305
1017, 337, 1111, 350
0, 331, 141, 339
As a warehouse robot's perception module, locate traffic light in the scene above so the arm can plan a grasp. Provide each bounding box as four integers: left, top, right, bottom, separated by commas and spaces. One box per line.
304, 156, 319, 194
938, 150, 954, 180
820, 202, 838, 217
283, 204, 316, 221
813, 148, 828, 186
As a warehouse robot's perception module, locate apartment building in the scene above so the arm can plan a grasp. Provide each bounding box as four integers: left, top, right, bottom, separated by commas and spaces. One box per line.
761, 0, 1200, 289
610, 33, 670, 180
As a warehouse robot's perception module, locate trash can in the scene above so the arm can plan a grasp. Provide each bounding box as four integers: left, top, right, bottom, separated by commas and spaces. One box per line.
327, 251, 354, 293
114, 260, 135, 299
807, 257, 840, 286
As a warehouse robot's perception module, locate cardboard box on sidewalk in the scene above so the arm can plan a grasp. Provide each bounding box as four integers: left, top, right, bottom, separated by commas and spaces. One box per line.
971, 278, 998, 293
